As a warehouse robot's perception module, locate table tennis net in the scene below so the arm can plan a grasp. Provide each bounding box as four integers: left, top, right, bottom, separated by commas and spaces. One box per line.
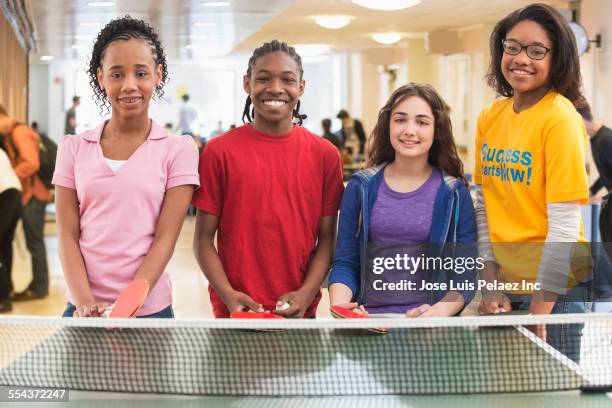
0, 314, 611, 396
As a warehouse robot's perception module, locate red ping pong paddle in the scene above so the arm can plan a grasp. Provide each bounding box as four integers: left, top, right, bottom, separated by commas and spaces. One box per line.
330, 305, 388, 334
230, 310, 286, 332
330, 305, 368, 319
230, 311, 286, 319
108, 278, 150, 318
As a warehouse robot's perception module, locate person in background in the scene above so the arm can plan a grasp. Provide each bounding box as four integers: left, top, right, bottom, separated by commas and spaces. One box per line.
0, 105, 51, 301
576, 103, 612, 309
177, 94, 199, 136
341, 147, 354, 166
0, 117, 22, 312
31, 122, 46, 139
64, 96, 80, 136
337, 109, 367, 156
208, 120, 225, 140
321, 118, 341, 150
576, 103, 612, 198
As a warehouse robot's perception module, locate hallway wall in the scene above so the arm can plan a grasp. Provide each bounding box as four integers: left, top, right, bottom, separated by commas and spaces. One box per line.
0, 12, 28, 121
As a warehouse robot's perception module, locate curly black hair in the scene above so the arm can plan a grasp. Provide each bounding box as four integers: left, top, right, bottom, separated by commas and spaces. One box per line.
88, 15, 168, 115
242, 39, 307, 125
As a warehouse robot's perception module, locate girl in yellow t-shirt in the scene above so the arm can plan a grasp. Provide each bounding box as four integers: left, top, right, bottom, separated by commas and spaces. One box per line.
474, 3, 591, 361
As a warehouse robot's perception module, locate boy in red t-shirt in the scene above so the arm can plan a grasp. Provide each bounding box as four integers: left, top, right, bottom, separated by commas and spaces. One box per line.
192, 40, 344, 318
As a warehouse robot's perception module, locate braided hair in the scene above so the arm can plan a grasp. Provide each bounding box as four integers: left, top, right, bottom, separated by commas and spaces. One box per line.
242, 40, 307, 125
88, 15, 168, 115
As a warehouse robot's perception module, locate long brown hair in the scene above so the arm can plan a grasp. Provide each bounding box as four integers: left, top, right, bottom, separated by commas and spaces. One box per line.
367, 83, 466, 183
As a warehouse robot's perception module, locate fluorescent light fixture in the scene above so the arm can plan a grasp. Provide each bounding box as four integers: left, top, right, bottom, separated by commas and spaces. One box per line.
201, 1, 230, 6
352, 0, 420, 11
193, 22, 217, 27
371, 32, 402, 44
314, 15, 351, 29
79, 22, 102, 27
87, 1, 116, 6
74, 35, 94, 39
71, 44, 84, 49
40, 55, 54, 61
293, 44, 331, 57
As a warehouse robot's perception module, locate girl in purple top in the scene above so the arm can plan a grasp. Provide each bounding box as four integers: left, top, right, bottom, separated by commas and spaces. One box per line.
329, 83, 477, 317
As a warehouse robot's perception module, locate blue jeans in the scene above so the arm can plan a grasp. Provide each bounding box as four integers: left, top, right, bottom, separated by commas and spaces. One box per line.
62, 303, 174, 318
506, 282, 592, 363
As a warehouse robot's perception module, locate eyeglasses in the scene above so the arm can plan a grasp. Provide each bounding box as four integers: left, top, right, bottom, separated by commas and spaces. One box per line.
502, 39, 551, 60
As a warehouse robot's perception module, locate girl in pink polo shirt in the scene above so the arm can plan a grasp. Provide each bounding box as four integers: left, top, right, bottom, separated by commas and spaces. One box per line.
52, 16, 199, 318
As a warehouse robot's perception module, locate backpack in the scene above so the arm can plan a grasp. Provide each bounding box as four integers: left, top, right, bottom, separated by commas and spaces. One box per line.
1, 123, 56, 189
601, 192, 612, 259
36, 131, 57, 189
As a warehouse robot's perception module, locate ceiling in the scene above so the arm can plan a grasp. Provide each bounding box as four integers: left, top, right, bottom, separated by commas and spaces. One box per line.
27, 0, 294, 60
27, 0, 571, 61
236, 0, 569, 52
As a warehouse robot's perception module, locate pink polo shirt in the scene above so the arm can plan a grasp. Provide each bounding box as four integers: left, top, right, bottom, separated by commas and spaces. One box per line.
52, 120, 200, 315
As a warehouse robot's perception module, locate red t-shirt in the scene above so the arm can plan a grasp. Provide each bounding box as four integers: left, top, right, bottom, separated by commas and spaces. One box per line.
193, 124, 344, 317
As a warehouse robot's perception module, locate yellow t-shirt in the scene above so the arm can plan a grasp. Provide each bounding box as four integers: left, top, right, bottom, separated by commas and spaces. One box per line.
474, 91, 589, 290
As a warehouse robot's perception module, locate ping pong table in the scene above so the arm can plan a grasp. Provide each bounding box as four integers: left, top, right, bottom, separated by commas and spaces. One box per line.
58, 391, 611, 408
1, 315, 611, 406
